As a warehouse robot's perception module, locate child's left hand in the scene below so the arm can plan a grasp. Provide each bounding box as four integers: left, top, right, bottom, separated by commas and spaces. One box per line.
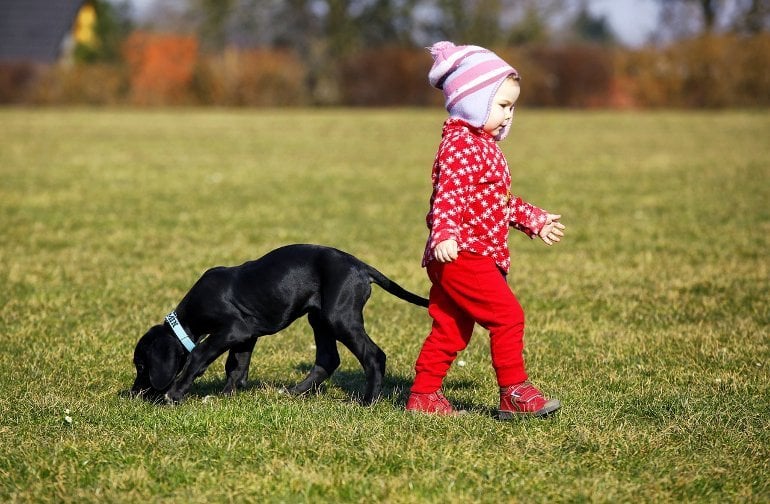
538, 214, 565, 245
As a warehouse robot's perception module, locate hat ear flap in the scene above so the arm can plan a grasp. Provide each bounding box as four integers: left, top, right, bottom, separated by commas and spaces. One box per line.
495, 121, 512, 141
148, 338, 183, 392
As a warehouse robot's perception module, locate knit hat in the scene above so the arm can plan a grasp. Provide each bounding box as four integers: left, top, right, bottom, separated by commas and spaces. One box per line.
428, 41, 519, 139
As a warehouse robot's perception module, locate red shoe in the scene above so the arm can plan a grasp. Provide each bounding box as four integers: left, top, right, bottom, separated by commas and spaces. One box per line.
406, 390, 461, 416
499, 382, 561, 419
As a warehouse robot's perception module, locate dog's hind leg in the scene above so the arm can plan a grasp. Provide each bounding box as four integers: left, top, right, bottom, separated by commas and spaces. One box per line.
223, 337, 258, 395
287, 311, 341, 396
331, 315, 386, 406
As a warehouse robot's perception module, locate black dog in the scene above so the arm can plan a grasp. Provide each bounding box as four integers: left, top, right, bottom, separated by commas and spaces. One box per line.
131, 244, 428, 405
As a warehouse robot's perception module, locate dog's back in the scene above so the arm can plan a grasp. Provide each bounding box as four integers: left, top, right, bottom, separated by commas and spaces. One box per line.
177, 245, 352, 333
179, 244, 426, 331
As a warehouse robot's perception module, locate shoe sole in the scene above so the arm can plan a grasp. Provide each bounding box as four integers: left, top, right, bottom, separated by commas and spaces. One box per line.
407, 408, 469, 417
498, 399, 561, 420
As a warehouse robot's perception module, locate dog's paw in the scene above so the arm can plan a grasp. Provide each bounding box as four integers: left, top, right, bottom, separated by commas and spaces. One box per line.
282, 385, 310, 396
221, 383, 240, 396
286, 382, 326, 397
285, 384, 310, 396
163, 392, 183, 405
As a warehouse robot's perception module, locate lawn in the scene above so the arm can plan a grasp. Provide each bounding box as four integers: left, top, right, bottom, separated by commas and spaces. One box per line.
0, 108, 768, 503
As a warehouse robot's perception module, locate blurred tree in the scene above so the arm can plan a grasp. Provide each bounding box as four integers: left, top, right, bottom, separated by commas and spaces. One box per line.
507, 4, 550, 45
467, 0, 504, 47
653, 0, 718, 41
196, 0, 235, 52
327, 0, 359, 56
697, 0, 719, 32
502, 0, 567, 46
138, 0, 197, 33
430, 0, 505, 46
272, 0, 326, 101
432, 0, 466, 41
123, 31, 198, 104
570, 2, 616, 44
730, 0, 770, 34
660, 0, 719, 32
354, 0, 419, 47
654, 0, 768, 40
266, 0, 422, 103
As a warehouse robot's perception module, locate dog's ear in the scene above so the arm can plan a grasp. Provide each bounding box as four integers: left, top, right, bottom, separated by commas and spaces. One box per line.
148, 337, 184, 392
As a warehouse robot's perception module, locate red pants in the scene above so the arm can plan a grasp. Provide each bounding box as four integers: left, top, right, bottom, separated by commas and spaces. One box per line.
411, 253, 528, 393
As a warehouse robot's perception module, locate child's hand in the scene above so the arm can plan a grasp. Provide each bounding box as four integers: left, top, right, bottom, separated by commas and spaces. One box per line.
538, 214, 565, 245
434, 239, 459, 263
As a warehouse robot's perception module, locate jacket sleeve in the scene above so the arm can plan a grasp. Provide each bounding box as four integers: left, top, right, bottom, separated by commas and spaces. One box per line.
509, 195, 548, 238
427, 139, 475, 250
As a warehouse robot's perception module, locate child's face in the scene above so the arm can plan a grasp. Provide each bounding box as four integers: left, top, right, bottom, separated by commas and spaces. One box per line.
483, 78, 520, 138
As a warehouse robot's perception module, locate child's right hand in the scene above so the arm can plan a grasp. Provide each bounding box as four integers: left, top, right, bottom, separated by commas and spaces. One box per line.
434, 239, 459, 263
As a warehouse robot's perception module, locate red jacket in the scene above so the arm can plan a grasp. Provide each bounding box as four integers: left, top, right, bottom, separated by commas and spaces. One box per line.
423, 118, 547, 273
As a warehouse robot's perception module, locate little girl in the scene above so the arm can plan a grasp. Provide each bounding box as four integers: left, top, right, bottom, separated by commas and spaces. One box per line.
406, 41, 565, 418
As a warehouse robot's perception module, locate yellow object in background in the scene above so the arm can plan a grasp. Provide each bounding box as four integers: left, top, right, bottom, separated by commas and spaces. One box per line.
73, 2, 97, 47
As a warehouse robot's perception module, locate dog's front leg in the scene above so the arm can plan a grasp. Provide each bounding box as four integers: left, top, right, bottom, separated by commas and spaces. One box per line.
223, 338, 258, 395
164, 331, 238, 404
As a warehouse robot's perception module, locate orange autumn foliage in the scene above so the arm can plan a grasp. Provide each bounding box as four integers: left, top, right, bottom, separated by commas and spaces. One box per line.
123, 31, 198, 105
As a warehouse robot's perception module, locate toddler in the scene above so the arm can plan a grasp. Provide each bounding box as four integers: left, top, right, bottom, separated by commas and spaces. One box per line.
406, 41, 565, 418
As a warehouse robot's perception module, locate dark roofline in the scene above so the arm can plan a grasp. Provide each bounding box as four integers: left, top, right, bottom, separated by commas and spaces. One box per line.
0, 0, 86, 63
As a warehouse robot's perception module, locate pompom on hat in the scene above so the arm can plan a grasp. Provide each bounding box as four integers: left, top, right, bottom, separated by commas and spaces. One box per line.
428, 41, 519, 140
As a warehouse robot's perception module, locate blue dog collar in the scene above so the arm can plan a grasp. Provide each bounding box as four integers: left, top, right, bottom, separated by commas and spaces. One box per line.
165, 311, 196, 352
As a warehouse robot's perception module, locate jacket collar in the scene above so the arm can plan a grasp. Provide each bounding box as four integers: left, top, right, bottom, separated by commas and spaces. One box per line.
442, 117, 496, 142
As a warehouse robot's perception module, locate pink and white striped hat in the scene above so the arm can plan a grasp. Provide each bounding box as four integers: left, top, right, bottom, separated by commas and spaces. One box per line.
428, 41, 519, 137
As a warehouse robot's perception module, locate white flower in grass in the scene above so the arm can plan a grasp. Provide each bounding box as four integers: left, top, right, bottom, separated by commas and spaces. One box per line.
63, 409, 73, 425
457, 360, 466, 367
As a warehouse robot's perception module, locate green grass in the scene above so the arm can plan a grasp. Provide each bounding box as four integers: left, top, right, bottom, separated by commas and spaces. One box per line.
1, 107, 768, 503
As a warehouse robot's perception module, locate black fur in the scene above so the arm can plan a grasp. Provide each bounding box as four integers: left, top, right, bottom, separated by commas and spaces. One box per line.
131, 244, 428, 405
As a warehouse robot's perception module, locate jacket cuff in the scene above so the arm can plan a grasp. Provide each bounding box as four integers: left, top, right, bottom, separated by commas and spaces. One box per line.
510, 202, 548, 237
430, 228, 458, 249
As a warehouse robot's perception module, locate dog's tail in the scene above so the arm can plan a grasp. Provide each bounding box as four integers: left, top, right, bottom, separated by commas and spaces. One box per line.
366, 266, 429, 308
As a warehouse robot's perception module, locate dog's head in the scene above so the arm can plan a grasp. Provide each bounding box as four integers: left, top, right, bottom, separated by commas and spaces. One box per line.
131, 324, 187, 401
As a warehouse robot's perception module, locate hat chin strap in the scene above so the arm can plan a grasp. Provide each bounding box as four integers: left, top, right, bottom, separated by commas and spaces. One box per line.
495, 121, 511, 141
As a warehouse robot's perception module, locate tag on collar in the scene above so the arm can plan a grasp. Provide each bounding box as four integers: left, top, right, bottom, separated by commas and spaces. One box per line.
165, 311, 196, 352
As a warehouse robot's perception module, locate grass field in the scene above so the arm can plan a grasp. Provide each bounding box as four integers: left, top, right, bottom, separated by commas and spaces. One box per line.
1, 107, 768, 503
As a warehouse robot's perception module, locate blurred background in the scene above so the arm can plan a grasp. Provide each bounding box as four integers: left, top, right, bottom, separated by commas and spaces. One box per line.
1, 0, 768, 108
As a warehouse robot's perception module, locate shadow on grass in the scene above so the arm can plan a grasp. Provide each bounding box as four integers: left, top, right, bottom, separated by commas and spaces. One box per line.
327, 367, 498, 417
120, 361, 498, 417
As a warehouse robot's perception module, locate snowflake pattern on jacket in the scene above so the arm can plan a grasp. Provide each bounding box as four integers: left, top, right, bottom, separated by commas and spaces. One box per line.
422, 118, 548, 273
